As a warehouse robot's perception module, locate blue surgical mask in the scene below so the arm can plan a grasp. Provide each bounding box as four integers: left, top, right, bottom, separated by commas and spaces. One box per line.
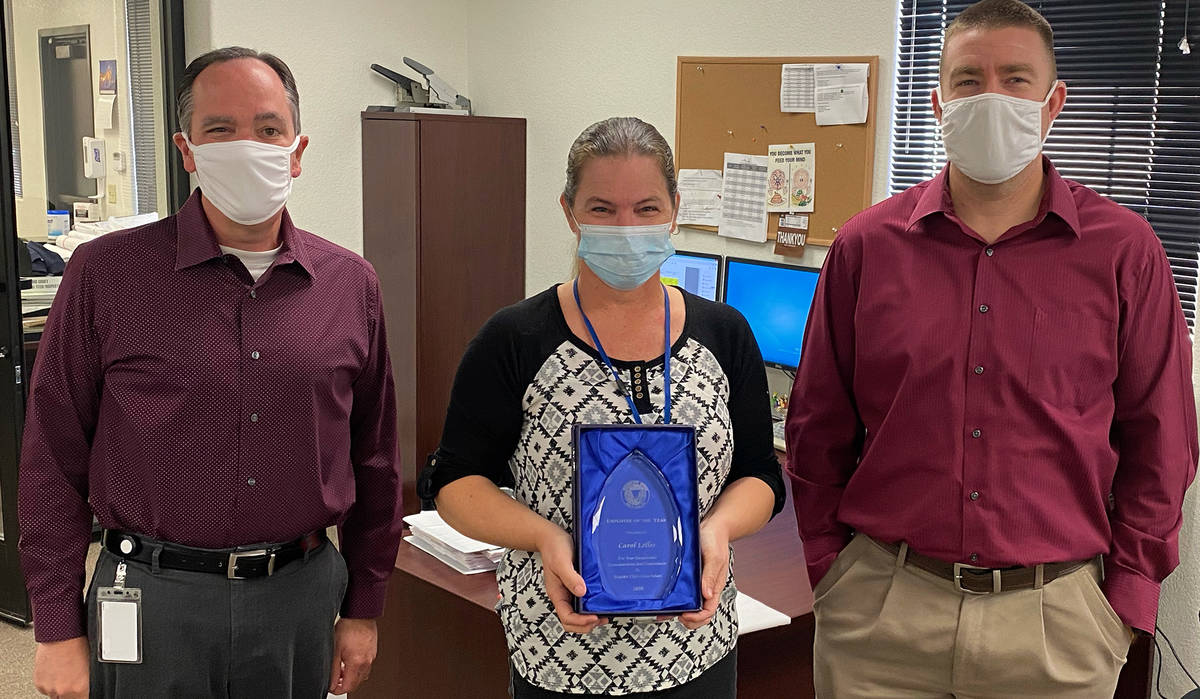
574, 218, 676, 291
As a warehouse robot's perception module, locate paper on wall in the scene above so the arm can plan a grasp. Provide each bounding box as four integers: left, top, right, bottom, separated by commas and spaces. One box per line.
774, 214, 809, 258
814, 63, 870, 126
719, 153, 769, 243
766, 143, 815, 213
676, 168, 724, 227
780, 64, 816, 112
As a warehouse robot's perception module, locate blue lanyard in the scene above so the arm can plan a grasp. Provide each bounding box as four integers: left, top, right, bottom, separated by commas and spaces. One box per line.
572, 279, 672, 425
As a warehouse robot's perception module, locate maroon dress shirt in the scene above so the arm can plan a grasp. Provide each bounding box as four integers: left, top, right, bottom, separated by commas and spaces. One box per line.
19, 192, 402, 642
786, 159, 1197, 633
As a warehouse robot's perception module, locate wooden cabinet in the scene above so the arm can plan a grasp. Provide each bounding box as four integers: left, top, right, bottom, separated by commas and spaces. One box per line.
361, 112, 526, 515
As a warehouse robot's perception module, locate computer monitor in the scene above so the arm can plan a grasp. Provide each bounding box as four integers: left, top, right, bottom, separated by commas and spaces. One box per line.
660, 250, 722, 301
721, 257, 820, 370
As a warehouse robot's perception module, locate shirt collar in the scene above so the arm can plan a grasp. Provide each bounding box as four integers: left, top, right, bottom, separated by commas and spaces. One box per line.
174, 189, 316, 276
905, 156, 1082, 239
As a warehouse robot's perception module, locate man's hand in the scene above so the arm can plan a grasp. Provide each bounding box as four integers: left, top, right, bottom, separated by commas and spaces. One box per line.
33, 637, 89, 699
328, 618, 377, 695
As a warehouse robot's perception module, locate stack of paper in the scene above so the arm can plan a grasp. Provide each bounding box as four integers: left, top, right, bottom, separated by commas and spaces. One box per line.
21, 276, 60, 318
403, 510, 506, 575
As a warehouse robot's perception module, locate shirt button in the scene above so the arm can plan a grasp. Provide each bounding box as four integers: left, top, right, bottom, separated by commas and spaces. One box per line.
249, 289, 257, 299
974, 365, 984, 375
970, 553, 979, 563
978, 304, 989, 313
250, 413, 259, 423
969, 491, 980, 501
971, 429, 982, 438
985, 248, 995, 257
247, 478, 256, 486
251, 350, 261, 360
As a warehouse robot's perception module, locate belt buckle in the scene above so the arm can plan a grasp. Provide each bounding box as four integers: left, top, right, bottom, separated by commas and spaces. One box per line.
953, 562, 993, 595
227, 549, 276, 579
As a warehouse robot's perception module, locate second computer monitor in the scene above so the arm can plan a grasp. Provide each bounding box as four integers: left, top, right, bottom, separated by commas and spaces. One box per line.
721, 257, 820, 370
660, 250, 722, 301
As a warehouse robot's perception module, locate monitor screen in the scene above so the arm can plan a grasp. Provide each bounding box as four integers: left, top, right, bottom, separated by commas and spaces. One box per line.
660, 250, 722, 301
721, 257, 820, 370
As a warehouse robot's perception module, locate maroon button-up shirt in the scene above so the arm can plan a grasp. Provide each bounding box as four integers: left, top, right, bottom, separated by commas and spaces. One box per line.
19, 192, 402, 642
786, 159, 1197, 633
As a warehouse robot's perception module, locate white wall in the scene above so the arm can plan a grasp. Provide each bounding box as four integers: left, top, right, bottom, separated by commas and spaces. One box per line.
10, 0, 140, 239
183, 0, 471, 254
465, 0, 899, 297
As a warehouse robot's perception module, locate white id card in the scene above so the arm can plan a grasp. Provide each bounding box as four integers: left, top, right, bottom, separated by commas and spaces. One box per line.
96, 587, 142, 663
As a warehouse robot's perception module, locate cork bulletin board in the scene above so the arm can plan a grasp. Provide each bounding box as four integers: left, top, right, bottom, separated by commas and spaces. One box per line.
674, 55, 880, 247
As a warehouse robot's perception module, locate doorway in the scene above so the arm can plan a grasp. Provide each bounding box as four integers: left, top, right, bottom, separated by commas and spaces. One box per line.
38, 26, 94, 214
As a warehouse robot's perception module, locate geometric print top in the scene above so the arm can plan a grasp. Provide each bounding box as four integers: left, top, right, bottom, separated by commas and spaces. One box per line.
429, 286, 783, 694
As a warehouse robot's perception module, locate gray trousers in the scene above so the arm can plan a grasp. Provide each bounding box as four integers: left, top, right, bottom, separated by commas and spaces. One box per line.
86, 539, 347, 698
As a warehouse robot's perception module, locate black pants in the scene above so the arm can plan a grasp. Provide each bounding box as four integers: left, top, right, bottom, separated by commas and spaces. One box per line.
86, 540, 347, 698
510, 646, 737, 698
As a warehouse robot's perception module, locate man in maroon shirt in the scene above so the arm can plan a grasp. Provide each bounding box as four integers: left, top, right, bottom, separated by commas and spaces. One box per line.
19, 48, 402, 698
787, 1, 1197, 695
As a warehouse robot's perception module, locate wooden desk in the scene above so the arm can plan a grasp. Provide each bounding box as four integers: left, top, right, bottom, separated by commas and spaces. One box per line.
354, 480, 814, 698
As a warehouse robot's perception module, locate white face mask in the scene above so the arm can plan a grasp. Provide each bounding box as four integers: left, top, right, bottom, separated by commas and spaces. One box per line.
183, 135, 300, 225
937, 82, 1058, 184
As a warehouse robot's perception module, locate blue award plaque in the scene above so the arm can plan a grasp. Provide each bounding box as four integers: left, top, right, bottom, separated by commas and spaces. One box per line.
573, 424, 701, 615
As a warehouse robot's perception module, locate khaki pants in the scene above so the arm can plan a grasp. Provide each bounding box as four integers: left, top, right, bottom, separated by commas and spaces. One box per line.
812, 535, 1130, 698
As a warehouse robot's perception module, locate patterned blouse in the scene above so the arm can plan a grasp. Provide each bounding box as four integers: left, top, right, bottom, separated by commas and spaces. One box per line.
428, 286, 783, 694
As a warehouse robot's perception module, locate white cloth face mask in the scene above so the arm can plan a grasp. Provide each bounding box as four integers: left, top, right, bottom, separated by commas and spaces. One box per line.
937, 82, 1058, 184
183, 135, 300, 225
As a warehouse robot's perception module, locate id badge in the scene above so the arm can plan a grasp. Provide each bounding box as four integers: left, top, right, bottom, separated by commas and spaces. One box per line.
96, 586, 143, 663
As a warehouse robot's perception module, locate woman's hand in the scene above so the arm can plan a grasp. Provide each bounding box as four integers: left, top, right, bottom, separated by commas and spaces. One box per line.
678, 520, 731, 630
538, 525, 608, 634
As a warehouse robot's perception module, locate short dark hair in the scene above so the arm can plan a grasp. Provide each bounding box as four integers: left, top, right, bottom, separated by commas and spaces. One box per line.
176, 47, 300, 138
941, 0, 1057, 83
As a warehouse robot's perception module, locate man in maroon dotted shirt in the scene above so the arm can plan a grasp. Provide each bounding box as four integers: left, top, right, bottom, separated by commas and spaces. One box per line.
19, 48, 402, 698
786, 1, 1197, 696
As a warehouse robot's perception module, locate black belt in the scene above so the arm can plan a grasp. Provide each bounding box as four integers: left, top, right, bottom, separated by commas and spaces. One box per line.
102, 530, 326, 580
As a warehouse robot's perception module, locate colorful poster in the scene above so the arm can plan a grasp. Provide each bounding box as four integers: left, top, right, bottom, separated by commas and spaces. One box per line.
767, 143, 815, 213
99, 60, 117, 94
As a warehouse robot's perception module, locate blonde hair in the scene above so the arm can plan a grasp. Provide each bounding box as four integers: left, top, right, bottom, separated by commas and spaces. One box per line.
563, 117, 677, 208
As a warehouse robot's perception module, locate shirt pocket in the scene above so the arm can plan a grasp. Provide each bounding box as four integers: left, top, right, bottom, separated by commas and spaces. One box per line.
1025, 307, 1116, 410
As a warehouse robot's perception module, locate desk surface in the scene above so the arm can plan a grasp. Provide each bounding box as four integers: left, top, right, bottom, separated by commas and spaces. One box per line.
392, 476, 813, 621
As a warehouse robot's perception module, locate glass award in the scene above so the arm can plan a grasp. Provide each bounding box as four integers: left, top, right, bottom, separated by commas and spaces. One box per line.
590, 449, 682, 600
573, 424, 701, 615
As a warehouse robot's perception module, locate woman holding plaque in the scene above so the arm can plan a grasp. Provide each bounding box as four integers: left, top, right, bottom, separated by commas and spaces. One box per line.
426, 116, 783, 697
